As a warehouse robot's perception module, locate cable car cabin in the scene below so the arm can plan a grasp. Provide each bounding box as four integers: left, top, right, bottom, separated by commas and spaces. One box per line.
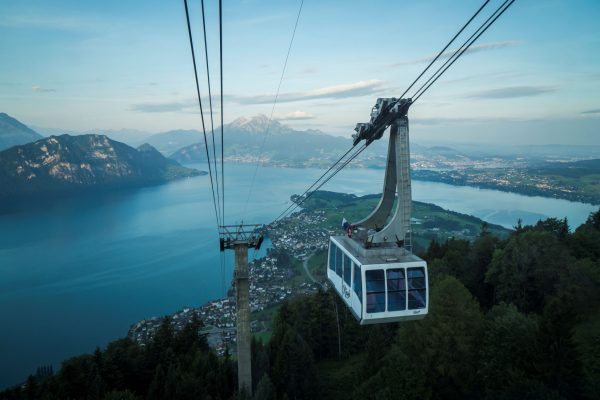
327, 235, 428, 325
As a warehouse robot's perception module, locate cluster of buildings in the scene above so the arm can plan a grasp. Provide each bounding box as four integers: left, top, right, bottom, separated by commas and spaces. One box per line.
128, 235, 321, 354
248, 256, 294, 312
128, 299, 247, 355
429, 167, 577, 197
128, 307, 204, 346
411, 153, 527, 170
267, 210, 330, 258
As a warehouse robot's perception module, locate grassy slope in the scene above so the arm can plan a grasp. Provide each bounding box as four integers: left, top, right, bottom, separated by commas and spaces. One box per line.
301, 191, 508, 246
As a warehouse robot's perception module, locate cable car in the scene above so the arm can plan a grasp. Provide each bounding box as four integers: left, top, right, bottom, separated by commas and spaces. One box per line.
327, 236, 428, 324
327, 98, 428, 324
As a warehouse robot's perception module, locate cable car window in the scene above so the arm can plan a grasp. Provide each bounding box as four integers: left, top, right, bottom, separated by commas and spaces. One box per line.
387, 268, 406, 311
353, 263, 362, 302
407, 267, 427, 309
366, 269, 385, 313
328, 243, 336, 271
343, 254, 352, 285
335, 246, 343, 277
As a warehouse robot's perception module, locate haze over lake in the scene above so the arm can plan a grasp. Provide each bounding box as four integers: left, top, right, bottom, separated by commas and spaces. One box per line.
0, 164, 596, 388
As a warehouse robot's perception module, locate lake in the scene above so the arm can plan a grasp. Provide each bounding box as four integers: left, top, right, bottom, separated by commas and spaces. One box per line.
0, 163, 597, 388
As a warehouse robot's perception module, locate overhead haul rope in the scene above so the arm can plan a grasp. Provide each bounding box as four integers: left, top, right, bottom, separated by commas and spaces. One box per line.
242, 0, 305, 216
219, 0, 225, 227
399, 0, 491, 100
184, 0, 221, 229
412, 0, 516, 102
288, 144, 368, 217
269, 0, 516, 225
272, 143, 367, 223
272, 145, 356, 222
216, 0, 227, 302
184, 0, 230, 301
200, 0, 222, 226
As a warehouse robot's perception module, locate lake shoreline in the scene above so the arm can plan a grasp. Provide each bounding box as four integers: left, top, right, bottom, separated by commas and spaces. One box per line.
1, 162, 597, 216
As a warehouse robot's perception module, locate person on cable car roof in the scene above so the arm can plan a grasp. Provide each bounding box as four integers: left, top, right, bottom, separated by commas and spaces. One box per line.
342, 218, 352, 237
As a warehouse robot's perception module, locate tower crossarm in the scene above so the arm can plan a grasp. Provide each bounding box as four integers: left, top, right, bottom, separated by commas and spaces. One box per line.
219, 224, 264, 251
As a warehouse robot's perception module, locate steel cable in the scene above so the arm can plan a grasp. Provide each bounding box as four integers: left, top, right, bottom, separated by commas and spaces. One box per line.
183, 0, 221, 228
398, 0, 491, 100
243, 0, 305, 216
412, 0, 516, 102
273, 143, 367, 222
219, 0, 225, 226
200, 0, 222, 225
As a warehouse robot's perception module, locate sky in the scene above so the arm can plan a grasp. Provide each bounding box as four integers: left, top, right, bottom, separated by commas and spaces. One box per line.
0, 0, 599, 145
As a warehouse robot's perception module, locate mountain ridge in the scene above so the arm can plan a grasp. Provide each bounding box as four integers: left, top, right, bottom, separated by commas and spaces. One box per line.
0, 112, 43, 151
0, 134, 203, 201
169, 114, 355, 167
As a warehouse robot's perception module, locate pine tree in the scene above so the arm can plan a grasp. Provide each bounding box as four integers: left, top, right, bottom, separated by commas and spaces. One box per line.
253, 375, 276, 400
398, 276, 484, 400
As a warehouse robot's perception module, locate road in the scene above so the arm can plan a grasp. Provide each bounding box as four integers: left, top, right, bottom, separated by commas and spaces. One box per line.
302, 253, 325, 288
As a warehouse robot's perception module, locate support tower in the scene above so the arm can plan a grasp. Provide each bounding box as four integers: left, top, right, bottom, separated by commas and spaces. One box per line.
220, 224, 264, 395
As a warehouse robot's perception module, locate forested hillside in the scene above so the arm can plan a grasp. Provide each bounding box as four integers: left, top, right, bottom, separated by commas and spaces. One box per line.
2, 211, 599, 400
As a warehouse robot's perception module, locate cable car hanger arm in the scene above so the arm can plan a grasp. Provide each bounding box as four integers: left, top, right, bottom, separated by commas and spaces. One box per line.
352, 98, 412, 147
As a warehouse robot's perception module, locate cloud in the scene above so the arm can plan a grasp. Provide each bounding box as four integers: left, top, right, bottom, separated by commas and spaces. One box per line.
410, 116, 544, 126
131, 80, 385, 113
411, 117, 481, 125
131, 101, 192, 113
0, 14, 98, 31
589, 72, 600, 81
130, 97, 222, 113
581, 109, 600, 115
438, 70, 523, 86
466, 86, 556, 99
297, 67, 318, 75
32, 85, 56, 93
232, 80, 386, 105
393, 41, 518, 66
0, 82, 23, 87
234, 13, 288, 26
276, 111, 316, 121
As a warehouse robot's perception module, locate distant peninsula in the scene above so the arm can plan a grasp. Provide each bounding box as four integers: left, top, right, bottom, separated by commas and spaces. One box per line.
0, 134, 205, 202
412, 159, 600, 206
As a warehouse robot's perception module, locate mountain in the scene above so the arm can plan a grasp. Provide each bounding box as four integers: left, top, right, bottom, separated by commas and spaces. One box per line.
0, 134, 203, 200
425, 145, 469, 160
0, 113, 43, 151
33, 126, 201, 152
170, 115, 357, 168
442, 143, 600, 161
32, 126, 152, 146
228, 114, 308, 135
141, 129, 205, 155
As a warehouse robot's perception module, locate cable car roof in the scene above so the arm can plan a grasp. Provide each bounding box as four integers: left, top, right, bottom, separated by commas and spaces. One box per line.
331, 235, 423, 266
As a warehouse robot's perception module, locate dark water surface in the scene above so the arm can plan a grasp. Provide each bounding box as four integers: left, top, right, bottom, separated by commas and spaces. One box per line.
0, 164, 596, 387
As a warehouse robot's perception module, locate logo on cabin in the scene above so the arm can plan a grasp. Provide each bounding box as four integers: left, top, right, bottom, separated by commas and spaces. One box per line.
342, 284, 351, 299
413, 310, 421, 314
